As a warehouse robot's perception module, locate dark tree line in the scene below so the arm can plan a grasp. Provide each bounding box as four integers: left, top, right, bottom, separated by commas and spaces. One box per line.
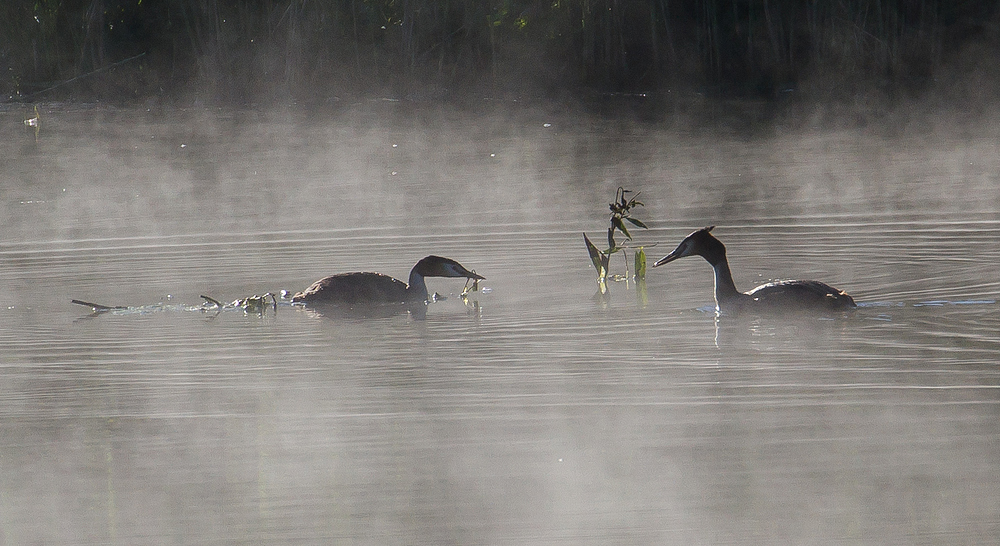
2, 0, 996, 104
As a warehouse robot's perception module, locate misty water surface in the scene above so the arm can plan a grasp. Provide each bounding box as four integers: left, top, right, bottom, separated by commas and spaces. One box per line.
1, 102, 999, 544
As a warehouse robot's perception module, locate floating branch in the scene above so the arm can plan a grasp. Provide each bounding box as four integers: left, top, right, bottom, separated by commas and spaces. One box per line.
236, 293, 278, 314
199, 294, 224, 307
71, 299, 126, 311
201, 293, 277, 314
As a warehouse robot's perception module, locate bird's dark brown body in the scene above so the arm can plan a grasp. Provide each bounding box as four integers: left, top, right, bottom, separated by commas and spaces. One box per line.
292, 255, 484, 306
292, 272, 412, 305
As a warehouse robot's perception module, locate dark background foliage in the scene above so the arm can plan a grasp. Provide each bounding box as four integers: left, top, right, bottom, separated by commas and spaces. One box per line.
2, 0, 998, 107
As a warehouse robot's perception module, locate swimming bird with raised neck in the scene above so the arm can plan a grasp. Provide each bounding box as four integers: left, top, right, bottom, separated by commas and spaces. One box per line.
652, 226, 855, 312
292, 255, 484, 305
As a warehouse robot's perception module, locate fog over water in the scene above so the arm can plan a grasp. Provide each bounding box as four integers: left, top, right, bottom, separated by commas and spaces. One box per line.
1, 101, 999, 543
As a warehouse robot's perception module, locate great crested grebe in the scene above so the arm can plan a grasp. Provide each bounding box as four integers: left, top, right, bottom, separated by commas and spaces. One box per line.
292, 255, 484, 305
653, 226, 856, 312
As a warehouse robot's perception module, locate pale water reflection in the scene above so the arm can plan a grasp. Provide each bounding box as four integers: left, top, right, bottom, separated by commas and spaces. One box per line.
1, 104, 998, 543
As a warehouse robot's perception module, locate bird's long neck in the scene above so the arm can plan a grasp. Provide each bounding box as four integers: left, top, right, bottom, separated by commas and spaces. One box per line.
407, 268, 429, 301
704, 248, 745, 309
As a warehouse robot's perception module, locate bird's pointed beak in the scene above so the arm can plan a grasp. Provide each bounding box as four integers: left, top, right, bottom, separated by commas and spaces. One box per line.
652, 245, 685, 267
453, 263, 485, 280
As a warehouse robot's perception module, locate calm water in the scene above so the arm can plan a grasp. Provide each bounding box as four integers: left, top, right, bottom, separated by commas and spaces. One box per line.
2, 103, 999, 544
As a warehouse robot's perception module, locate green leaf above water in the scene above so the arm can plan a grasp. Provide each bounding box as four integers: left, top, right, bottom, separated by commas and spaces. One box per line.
612, 216, 632, 241
626, 217, 647, 229
634, 247, 646, 280
584, 233, 609, 281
